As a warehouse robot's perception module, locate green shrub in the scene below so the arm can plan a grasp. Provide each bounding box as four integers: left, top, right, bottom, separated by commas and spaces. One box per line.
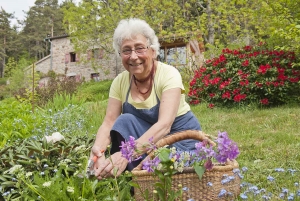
0, 78, 7, 85
0, 134, 94, 200
35, 77, 83, 107
75, 80, 113, 102
0, 99, 44, 148
188, 43, 300, 107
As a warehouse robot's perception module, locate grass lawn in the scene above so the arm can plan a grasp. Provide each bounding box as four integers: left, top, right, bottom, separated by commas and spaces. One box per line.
190, 104, 300, 200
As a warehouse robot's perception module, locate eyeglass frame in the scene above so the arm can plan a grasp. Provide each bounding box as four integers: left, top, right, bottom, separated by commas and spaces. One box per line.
119, 46, 149, 57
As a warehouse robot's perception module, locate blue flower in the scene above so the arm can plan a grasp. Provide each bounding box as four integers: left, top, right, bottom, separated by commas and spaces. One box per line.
182, 187, 189, 191
240, 193, 248, 200
288, 193, 295, 200
218, 189, 227, 197
207, 182, 213, 187
282, 188, 289, 194
267, 175, 275, 182
295, 182, 299, 187
274, 168, 285, 172
242, 166, 248, 172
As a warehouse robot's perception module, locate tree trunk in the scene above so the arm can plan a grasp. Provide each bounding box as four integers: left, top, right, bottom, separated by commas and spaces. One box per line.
206, 0, 215, 45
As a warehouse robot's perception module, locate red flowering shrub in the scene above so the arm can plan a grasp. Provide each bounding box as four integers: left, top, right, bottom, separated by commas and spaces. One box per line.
188, 43, 300, 107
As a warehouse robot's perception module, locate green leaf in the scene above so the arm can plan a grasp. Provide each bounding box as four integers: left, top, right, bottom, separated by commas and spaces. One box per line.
158, 148, 170, 162
194, 164, 205, 180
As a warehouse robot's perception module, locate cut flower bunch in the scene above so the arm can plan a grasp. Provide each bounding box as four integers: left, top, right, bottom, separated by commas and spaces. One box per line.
188, 42, 300, 107
120, 130, 241, 200
121, 131, 239, 178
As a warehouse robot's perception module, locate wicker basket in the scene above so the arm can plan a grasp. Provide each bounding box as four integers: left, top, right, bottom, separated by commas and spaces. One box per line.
131, 130, 240, 201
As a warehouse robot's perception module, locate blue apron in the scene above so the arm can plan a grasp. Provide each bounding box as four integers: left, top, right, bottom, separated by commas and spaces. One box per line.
110, 77, 201, 159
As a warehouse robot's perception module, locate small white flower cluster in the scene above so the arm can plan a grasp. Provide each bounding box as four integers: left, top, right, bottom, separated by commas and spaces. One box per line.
5, 165, 23, 175
45, 132, 64, 143
67, 186, 74, 193
42, 181, 52, 187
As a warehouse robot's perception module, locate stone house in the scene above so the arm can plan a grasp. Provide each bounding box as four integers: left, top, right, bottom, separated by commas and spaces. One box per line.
27, 33, 204, 85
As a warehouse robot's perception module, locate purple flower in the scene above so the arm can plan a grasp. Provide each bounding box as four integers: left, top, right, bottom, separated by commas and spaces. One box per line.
195, 140, 216, 161
215, 131, 239, 163
240, 193, 248, 200
142, 156, 160, 172
120, 136, 137, 162
204, 159, 214, 170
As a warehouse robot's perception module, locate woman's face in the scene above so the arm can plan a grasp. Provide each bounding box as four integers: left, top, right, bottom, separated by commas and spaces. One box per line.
120, 34, 156, 76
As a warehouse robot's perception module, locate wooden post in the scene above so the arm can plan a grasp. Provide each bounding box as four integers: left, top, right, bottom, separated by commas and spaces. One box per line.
32, 63, 35, 113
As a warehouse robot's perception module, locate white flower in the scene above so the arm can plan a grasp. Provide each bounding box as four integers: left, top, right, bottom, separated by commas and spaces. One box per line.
25, 172, 33, 178
5, 165, 23, 174
45, 132, 64, 143
67, 186, 74, 193
74, 145, 86, 152
42, 181, 52, 187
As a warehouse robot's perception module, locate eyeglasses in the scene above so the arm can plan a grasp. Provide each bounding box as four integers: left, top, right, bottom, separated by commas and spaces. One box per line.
120, 47, 149, 57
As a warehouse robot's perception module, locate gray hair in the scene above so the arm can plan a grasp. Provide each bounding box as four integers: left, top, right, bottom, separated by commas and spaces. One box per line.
113, 18, 160, 56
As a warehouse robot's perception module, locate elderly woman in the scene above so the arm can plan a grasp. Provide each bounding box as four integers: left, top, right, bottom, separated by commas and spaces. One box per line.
91, 18, 201, 180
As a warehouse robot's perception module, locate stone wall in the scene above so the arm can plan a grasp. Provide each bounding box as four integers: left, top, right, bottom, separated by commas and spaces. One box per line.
34, 36, 124, 81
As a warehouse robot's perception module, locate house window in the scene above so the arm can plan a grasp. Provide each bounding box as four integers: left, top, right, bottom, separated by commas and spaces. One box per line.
91, 73, 100, 81
70, 52, 76, 62
158, 45, 187, 68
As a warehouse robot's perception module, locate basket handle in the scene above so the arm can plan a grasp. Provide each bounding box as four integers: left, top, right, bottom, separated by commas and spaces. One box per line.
133, 130, 216, 171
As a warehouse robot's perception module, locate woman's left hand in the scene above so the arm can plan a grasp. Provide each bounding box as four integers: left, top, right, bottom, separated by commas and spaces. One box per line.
95, 151, 128, 179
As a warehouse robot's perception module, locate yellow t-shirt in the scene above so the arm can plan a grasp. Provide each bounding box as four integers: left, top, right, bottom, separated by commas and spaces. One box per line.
109, 62, 190, 116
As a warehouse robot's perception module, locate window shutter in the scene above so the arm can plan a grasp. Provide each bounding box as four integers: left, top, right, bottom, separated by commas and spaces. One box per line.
87, 50, 91, 60
65, 53, 70, 64
99, 49, 104, 59
75, 53, 80, 62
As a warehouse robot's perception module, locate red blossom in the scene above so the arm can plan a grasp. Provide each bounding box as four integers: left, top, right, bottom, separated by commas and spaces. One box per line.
289, 77, 300, 83
243, 46, 252, 51
190, 78, 196, 86
255, 81, 263, 88
222, 91, 231, 99
260, 98, 269, 105
209, 93, 215, 98
220, 68, 226, 73
190, 100, 200, 105
208, 103, 215, 109
233, 94, 247, 102
242, 60, 249, 67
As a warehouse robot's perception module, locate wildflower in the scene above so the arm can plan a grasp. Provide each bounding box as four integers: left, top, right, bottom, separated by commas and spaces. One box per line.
142, 156, 160, 172
5, 165, 23, 174
207, 182, 213, 187
296, 190, 300, 196
187, 199, 195, 201
120, 136, 139, 163
240, 193, 248, 200
275, 168, 285, 172
241, 167, 248, 172
267, 175, 275, 182
42, 181, 52, 187
215, 131, 239, 163
288, 193, 295, 200
288, 169, 297, 175
182, 187, 189, 191
43, 164, 49, 168
294, 182, 299, 187
232, 168, 240, 174
282, 188, 289, 194
40, 172, 45, 176
67, 186, 74, 193
218, 189, 227, 197
279, 193, 285, 199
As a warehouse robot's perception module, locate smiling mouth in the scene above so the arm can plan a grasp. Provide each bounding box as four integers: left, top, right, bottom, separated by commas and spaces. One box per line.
129, 63, 143, 67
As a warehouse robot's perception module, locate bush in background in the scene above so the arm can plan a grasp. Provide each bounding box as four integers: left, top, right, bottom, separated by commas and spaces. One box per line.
188, 43, 300, 107
75, 80, 112, 102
